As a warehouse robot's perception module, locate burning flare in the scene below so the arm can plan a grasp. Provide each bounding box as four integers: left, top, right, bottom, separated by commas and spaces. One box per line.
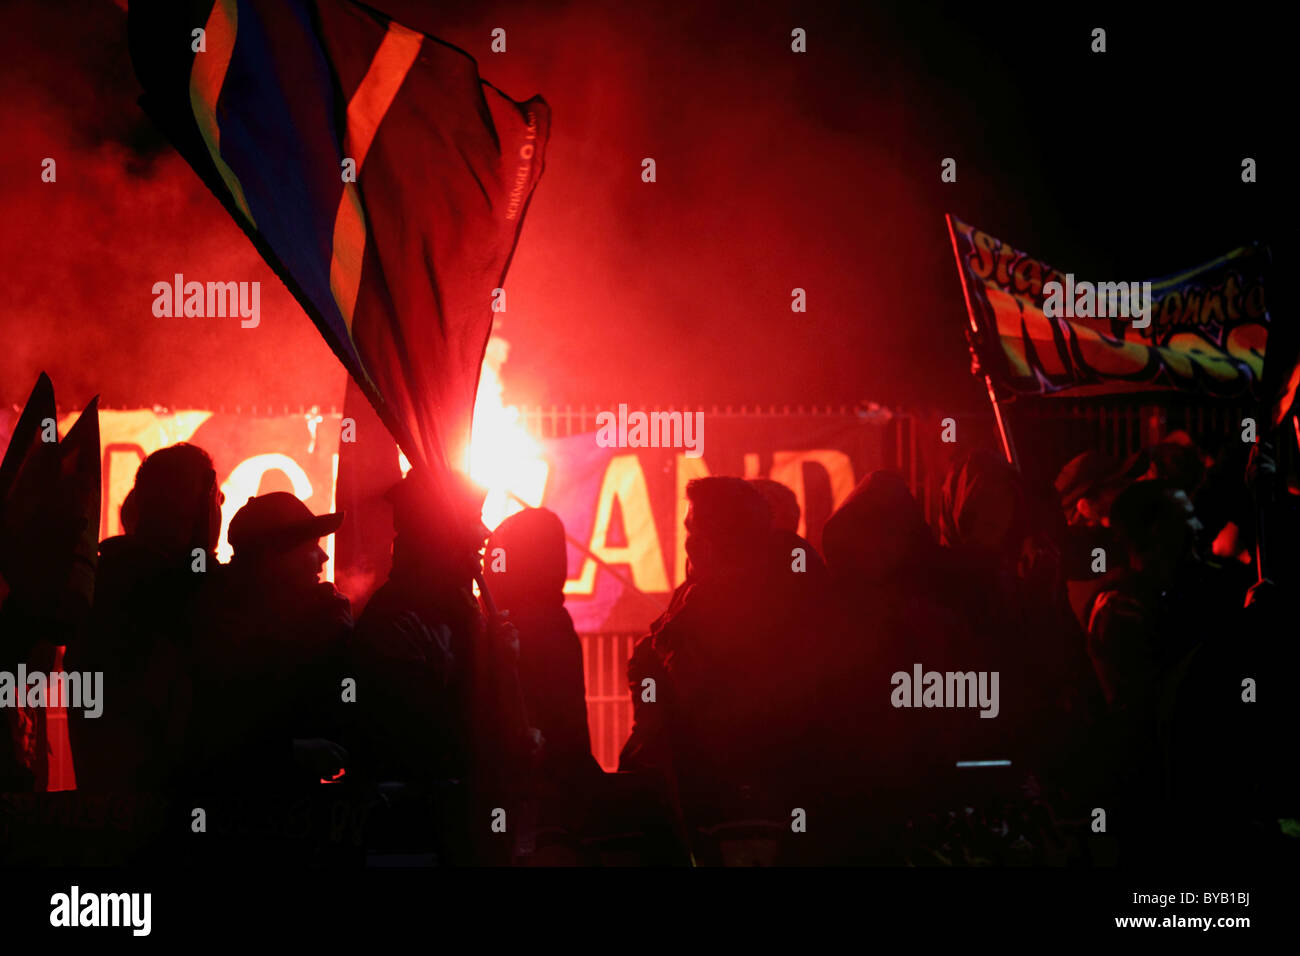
466, 335, 548, 530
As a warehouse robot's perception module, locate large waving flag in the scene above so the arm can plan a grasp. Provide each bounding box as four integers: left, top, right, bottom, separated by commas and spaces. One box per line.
947, 216, 1296, 422
128, 0, 549, 487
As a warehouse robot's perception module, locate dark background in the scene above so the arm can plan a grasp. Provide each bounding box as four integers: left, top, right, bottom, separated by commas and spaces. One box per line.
0, 0, 1288, 413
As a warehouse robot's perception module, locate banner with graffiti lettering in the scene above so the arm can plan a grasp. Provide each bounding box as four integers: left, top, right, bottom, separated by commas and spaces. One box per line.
536, 414, 884, 631
0, 408, 889, 634
947, 215, 1279, 409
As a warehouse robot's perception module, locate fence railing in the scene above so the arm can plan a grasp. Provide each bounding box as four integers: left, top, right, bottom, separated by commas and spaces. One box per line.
515, 402, 882, 440
578, 633, 639, 772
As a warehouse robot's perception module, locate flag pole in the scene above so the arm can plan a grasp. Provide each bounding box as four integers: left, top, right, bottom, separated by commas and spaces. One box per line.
945, 214, 1020, 469
984, 375, 1019, 469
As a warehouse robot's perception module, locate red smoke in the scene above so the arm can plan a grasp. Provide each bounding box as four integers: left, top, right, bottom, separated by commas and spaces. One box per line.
2, 2, 1286, 414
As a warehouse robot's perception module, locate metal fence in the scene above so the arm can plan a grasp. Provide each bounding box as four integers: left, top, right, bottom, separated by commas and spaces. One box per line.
516, 402, 874, 438
578, 633, 639, 772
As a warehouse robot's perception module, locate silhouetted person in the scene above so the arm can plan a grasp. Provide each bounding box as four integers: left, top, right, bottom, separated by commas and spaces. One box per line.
1162, 445, 1300, 863
1145, 431, 1246, 562
940, 450, 1087, 765
353, 472, 485, 784
65, 443, 221, 792
1054, 449, 1144, 629
621, 477, 826, 847
1086, 480, 1212, 713
1085, 479, 1238, 861
187, 492, 351, 793
353, 470, 531, 863
821, 470, 968, 854
484, 507, 601, 791
749, 477, 830, 609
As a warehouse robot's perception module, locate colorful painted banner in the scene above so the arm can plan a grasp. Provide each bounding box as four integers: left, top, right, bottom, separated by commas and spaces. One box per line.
948, 216, 1278, 407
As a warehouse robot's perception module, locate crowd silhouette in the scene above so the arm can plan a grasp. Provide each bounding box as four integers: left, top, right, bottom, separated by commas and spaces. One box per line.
1, 428, 1296, 867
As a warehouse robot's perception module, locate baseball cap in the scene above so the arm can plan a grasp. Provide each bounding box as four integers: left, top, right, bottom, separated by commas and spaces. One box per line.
228, 492, 343, 556
1054, 449, 1148, 510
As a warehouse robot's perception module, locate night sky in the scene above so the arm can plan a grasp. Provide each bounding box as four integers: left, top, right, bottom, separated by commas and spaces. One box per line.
0, 0, 1288, 414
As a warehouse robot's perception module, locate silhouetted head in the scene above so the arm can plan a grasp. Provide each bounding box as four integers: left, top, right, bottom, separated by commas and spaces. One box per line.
823, 470, 932, 584
939, 450, 1025, 556
386, 468, 488, 587
228, 492, 342, 590
748, 478, 800, 534
684, 477, 772, 581
1054, 449, 1145, 528
484, 507, 568, 612
120, 442, 222, 560
1144, 434, 1207, 498
1110, 479, 1203, 585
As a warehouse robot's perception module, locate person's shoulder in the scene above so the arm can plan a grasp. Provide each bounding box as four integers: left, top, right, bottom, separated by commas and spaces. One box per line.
97, 535, 133, 560
93, 535, 161, 590
356, 581, 403, 630
630, 631, 665, 672
515, 602, 578, 634
1086, 583, 1149, 638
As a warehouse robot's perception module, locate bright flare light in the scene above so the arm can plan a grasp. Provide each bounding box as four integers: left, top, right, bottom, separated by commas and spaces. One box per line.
467, 335, 549, 530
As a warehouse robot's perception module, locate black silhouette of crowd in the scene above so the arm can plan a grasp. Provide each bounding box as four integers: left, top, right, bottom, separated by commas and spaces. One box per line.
1, 427, 1296, 867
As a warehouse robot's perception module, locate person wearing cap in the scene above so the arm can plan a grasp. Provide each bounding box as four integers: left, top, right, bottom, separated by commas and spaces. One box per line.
227, 491, 344, 590
1055, 450, 1146, 631
1055, 450, 1148, 530
186, 492, 352, 797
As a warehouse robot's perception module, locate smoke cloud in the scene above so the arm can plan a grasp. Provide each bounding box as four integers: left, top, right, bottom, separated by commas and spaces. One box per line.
1, 1, 1287, 414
